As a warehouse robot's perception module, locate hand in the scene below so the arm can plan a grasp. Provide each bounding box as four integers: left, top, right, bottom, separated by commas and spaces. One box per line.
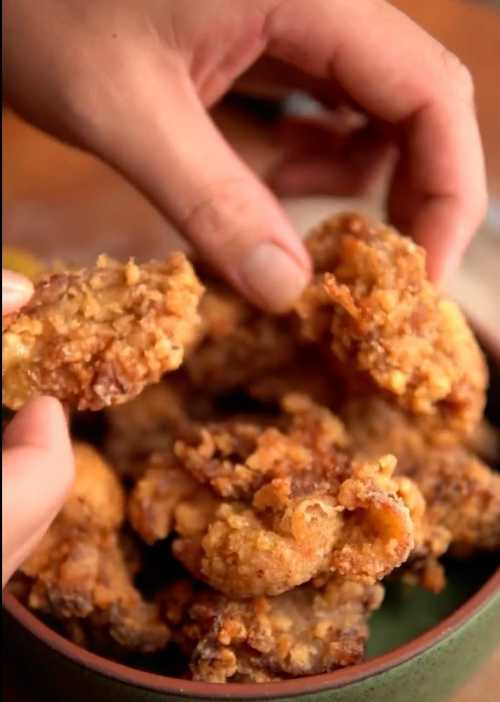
4, 0, 486, 309
2, 271, 74, 588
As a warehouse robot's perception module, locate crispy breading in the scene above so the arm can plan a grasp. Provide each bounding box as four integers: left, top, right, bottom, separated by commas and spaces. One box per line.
9, 211, 498, 683
343, 396, 500, 557
2, 253, 204, 411
162, 575, 384, 682
296, 213, 487, 436
20, 443, 169, 653
129, 395, 416, 597
104, 376, 200, 479
127, 452, 207, 545
184, 281, 296, 393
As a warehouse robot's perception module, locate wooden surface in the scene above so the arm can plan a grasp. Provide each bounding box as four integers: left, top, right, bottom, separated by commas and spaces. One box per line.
392, 0, 500, 198
2, 0, 499, 699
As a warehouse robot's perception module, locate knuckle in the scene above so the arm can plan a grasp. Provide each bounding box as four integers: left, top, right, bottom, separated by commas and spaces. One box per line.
440, 48, 475, 103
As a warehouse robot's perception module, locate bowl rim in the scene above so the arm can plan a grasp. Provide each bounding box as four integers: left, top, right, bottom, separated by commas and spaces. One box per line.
4, 568, 500, 699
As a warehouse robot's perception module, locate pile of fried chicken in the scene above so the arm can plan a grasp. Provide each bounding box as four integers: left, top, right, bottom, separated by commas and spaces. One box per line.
3, 213, 499, 684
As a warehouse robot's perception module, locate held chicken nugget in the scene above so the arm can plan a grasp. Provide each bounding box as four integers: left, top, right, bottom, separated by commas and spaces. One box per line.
296, 213, 488, 436
2, 253, 204, 411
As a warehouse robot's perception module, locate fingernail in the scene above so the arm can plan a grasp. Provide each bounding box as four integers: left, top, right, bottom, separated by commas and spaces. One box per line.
3, 271, 33, 312
240, 243, 310, 313
3, 270, 33, 293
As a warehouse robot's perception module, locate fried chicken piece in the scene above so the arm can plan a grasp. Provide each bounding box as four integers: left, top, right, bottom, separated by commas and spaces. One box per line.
343, 396, 500, 557
406, 449, 500, 558
104, 375, 201, 479
20, 443, 169, 653
162, 575, 384, 682
184, 281, 295, 393
130, 394, 417, 597
2, 253, 204, 411
296, 213, 487, 436
247, 349, 339, 407
127, 452, 211, 545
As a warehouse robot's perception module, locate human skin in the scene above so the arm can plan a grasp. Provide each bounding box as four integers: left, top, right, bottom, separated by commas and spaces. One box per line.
4, 0, 486, 312
2, 272, 75, 588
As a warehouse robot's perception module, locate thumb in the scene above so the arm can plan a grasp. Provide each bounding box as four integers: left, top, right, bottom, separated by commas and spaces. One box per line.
2, 397, 74, 588
2, 270, 34, 315
79, 67, 311, 313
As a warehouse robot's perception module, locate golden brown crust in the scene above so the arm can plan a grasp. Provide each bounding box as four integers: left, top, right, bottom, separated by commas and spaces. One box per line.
9, 211, 497, 683
343, 396, 500, 559
20, 443, 169, 653
296, 213, 488, 436
162, 575, 384, 682
184, 281, 296, 393
2, 253, 204, 411
129, 394, 416, 597
127, 452, 204, 545
103, 376, 200, 479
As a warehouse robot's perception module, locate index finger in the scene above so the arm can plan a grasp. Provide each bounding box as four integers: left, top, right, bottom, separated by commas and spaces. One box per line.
265, 0, 487, 280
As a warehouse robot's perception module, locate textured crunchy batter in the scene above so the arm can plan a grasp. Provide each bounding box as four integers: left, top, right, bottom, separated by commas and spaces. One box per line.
130, 394, 417, 597
20, 443, 169, 654
343, 397, 500, 559
2, 253, 203, 410
8, 211, 498, 684
296, 213, 488, 436
162, 575, 384, 682
104, 375, 200, 479
184, 281, 296, 393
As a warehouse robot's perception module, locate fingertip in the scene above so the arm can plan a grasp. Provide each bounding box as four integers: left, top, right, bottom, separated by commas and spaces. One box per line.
2, 270, 34, 315
3, 396, 72, 462
238, 241, 311, 313
426, 246, 464, 290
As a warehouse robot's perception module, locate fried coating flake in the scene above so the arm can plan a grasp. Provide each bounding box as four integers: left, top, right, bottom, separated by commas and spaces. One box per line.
2, 253, 204, 411
20, 443, 169, 653
296, 213, 487, 435
162, 575, 384, 682
127, 452, 206, 545
129, 394, 417, 597
343, 396, 500, 558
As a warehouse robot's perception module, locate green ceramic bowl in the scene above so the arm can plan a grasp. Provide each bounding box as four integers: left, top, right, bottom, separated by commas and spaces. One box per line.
3, 565, 499, 702
3, 334, 500, 702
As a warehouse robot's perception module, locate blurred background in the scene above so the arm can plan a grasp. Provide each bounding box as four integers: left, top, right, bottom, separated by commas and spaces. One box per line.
3, 0, 500, 340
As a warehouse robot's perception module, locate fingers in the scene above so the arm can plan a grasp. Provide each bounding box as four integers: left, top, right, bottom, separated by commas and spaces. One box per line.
266, 0, 487, 281
2, 397, 74, 587
2, 270, 34, 315
77, 64, 310, 313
